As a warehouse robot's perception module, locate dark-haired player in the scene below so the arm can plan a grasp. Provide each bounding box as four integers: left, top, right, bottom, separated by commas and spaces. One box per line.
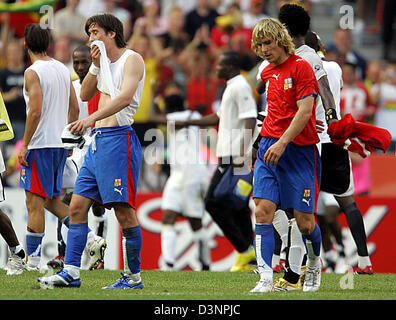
39, 13, 145, 289
19, 24, 79, 270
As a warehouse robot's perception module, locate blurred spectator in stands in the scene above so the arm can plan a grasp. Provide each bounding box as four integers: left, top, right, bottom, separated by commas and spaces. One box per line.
331, 27, 367, 80
159, 6, 189, 51
210, 4, 256, 69
185, 0, 219, 40
53, 37, 74, 73
128, 33, 160, 147
364, 60, 383, 95
214, 0, 258, 15
324, 43, 345, 67
381, 0, 396, 61
77, 0, 105, 18
242, 0, 269, 29
371, 61, 396, 153
53, 0, 88, 48
104, 0, 132, 40
134, 0, 169, 37
0, 40, 26, 143
186, 48, 218, 116
340, 62, 376, 123
160, 0, 196, 18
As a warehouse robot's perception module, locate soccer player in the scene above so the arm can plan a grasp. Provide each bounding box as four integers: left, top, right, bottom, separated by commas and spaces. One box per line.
47, 45, 107, 271
180, 51, 258, 272
305, 30, 372, 274
39, 13, 145, 289
149, 81, 211, 271
249, 18, 322, 293
273, 5, 372, 290
18, 24, 79, 270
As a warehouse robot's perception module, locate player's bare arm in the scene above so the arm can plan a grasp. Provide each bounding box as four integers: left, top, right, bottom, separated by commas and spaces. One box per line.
68, 78, 79, 124
264, 95, 314, 166
256, 79, 266, 95
318, 75, 337, 123
18, 69, 42, 167
69, 53, 144, 135
183, 113, 220, 127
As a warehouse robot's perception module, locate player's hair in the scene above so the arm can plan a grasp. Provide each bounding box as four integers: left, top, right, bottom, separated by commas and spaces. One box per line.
221, 51, 241, 70
251, 18, 295, 58
73, 45, 91, 55
24, 24, 50, 54
85, 13, 126, 48
278, 3, 310, 37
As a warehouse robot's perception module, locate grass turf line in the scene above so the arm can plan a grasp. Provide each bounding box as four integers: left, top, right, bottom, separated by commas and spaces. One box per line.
0, 269, 395, 300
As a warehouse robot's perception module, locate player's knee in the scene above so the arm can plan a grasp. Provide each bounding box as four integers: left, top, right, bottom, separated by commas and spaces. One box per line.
297, 221, 314, 235
254, 204, 274, 224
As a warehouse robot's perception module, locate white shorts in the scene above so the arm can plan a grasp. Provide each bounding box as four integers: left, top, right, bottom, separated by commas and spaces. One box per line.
316, 191, 339, 216
161, 178, 208, 219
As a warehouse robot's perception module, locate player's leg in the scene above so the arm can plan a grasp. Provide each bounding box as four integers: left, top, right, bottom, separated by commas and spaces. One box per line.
250, 198, 276, 293
272, 209, 289, 272
25, 191, 46, 270
103, 203, 143, 289
188, 217, 211, 271
294, 210, 322, 292
335, 195, 372, 274
38, 194, 92, 287
161, 209, 179, 270
0, 209, 27, 275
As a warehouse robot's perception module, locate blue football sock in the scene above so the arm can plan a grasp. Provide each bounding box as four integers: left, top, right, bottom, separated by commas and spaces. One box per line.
254, 223, 274, 271
64, 223, 88, 268
26, 231, 44, 257
123, 226, 142, 275
61, 216, 70, 228
304, 223, 322, 257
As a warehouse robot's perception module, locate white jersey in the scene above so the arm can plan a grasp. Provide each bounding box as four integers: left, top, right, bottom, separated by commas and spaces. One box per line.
216, 74, 257, 158
23, 58, 70, 149
166, 110, 208, 186
97, 48, 145, 126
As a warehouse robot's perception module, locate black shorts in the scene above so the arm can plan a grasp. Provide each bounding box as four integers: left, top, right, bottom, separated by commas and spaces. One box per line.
320, 142, 351, 195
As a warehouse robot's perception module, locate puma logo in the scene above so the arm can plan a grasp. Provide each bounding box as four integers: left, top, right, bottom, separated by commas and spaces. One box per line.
114, 187, 123, 196
20, 176, 26, 184
296, 58, 304, 61
272, 73, 280, 80
302, 198, 311, 206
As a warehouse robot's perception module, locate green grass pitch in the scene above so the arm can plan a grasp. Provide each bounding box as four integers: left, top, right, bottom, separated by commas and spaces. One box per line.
1, 269, 395, 300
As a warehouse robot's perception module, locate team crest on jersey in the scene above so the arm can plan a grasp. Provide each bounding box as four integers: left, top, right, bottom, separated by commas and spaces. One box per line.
21, 168, 26, 176
114, 178, 122, 187
284, 77, 293, 90
303, 189, 311, 198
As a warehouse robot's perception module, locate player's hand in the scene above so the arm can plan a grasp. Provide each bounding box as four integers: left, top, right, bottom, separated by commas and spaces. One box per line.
263, 140, 286, 166
91, 45, 101, 67
316, 119, 325, 133
69, 116, 94, 136
18, 144, 28, 167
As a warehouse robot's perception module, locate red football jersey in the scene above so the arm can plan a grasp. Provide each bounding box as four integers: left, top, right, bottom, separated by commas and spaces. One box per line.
260, 54, 320, 146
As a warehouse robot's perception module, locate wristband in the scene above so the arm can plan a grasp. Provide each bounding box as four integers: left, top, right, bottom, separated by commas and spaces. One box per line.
325, 108, 337, 122
89, 64, 100, 76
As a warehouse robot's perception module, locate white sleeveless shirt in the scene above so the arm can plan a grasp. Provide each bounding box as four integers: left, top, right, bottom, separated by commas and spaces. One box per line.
23, 59, 70, 149
96, 48, 145, 126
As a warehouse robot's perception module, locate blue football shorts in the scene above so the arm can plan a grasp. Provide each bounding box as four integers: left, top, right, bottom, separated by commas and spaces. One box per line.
73, 125, 142, 209
253, 136, 321, 214
20, 148, 67, 199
